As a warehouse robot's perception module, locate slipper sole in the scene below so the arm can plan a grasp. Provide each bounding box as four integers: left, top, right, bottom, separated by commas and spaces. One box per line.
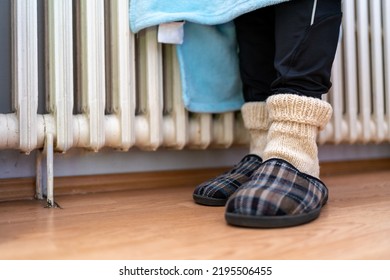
193, 194, 227, 206
225, 206, 323, 228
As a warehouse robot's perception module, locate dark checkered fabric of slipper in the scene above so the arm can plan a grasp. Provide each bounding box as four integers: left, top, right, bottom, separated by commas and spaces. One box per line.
193, 154, 263, 206
225, 158, 328, 227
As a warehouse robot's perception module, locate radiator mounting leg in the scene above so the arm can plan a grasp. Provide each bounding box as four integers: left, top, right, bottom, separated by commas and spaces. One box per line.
35, 132, 60, 208
35, 149, 44, 200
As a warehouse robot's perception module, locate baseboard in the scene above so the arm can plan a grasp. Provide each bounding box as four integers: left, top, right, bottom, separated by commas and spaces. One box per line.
319, 157, 390, 176
0, 167, 229, 202
1, 158, 389, 202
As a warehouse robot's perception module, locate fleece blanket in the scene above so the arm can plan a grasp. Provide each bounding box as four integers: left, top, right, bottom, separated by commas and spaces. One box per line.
129, 0, 289, 113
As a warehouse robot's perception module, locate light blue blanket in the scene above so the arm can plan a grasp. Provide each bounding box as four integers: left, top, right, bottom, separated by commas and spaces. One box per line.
129, 0, 289, 113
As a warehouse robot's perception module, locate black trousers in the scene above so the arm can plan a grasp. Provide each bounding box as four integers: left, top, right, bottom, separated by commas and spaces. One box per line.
234, 0, 342, 102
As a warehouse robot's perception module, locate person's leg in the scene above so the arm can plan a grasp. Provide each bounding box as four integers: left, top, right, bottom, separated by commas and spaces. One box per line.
235, 7, 276, 158
234, 6, 276, 102
264, 0, 342, 176
226, 0, 342, 227
192, 7, 277, 206
271, 0, 342, 98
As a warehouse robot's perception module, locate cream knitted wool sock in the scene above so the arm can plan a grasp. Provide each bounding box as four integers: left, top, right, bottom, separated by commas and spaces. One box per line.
263, 94, 332, 178
241, 102, 269, 159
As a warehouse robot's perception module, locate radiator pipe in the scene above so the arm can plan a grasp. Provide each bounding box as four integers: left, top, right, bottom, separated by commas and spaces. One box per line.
0, 112, 251, 151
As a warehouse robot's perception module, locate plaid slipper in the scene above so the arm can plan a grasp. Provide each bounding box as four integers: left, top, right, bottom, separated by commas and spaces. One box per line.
225, 158, 328, 228
193, 154, 263, 206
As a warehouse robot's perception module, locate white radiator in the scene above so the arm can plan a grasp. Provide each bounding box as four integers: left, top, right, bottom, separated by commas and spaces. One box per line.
0, 0, 389, 205
319, 0, 390, 145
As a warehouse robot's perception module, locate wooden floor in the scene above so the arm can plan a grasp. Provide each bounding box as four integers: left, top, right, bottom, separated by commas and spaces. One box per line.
1, 166, 390, 260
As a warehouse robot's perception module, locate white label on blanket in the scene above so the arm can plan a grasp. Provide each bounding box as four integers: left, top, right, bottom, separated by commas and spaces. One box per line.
157, 21, 185, 44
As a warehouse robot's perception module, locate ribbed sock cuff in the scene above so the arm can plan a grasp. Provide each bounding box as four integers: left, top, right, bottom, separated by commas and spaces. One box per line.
241, 102, 269, 131
266, 94, 332, 130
